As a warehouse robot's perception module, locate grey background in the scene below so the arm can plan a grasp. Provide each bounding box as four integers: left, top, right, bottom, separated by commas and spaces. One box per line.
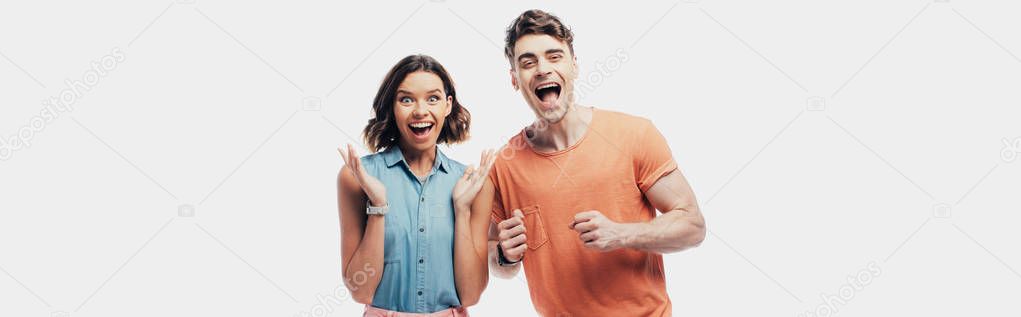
2, 0, 1020, 316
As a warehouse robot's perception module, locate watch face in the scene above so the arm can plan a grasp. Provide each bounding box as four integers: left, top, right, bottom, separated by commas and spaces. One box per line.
366, 205, 387, 215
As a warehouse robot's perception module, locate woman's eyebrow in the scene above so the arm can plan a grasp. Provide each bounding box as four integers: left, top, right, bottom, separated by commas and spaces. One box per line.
397, 89, 443, 95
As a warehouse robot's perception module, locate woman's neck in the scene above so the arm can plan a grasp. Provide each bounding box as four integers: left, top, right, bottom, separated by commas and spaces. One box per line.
401, 145, 437, 177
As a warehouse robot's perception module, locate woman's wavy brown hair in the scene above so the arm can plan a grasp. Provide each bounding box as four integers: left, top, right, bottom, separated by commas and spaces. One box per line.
363, 54, 471, 152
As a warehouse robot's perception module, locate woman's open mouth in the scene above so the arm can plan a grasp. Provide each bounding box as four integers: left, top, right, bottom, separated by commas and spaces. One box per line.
534, 82, 562, 110
409, 122, 434, 139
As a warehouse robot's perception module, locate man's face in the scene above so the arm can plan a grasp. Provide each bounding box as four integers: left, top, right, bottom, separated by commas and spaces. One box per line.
510, 34, 578, 124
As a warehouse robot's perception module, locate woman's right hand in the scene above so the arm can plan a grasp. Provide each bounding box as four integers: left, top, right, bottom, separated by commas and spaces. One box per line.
338, 144, 387, 207
452, 149, 496, 212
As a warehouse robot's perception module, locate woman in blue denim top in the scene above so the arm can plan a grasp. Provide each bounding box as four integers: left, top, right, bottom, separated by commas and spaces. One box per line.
337, 55, 495, 316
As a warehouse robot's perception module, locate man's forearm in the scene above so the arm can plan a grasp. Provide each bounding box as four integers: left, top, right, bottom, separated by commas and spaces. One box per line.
622, 209, 705, 254
488, 240, 521, 278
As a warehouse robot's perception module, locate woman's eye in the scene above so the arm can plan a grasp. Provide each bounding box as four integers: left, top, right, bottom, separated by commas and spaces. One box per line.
428, 96, 439, 103
399, 96, 412, 104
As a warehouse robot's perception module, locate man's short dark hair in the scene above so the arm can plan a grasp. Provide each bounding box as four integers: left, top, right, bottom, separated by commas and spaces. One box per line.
504, 9, 575, 67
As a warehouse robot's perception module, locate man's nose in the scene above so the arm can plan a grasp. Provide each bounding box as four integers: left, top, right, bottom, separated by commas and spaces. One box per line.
535, 61, 553, 78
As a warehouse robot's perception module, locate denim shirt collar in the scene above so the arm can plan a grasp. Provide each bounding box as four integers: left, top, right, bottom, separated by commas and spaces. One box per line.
380, 145, 450, 174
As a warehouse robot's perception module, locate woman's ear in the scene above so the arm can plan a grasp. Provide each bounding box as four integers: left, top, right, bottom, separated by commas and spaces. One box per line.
445, 95, 454, 117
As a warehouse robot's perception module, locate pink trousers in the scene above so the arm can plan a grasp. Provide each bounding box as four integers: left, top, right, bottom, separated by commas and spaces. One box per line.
363, 305, 469, 317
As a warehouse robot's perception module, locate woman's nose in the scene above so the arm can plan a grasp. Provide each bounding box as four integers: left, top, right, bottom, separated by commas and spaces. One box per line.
412, 102, 429, 116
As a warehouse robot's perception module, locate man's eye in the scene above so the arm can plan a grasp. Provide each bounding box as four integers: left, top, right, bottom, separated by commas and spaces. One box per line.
550, 55, 561, 61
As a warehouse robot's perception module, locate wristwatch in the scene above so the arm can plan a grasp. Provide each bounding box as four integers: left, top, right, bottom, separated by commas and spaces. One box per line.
497, 244, 522, 266
366, 202, 388, 215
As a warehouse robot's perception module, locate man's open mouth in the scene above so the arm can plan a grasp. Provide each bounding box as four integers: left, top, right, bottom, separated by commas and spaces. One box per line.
534, 82, 562, 108
409, 122, 434, 137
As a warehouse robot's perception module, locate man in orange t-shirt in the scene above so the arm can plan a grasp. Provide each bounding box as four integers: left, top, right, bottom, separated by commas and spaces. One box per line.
468, 9, 707, 317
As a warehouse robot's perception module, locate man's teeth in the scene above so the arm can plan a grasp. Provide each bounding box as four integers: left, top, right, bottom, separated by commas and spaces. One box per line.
410, 122, 433, 128
536, 83, 559, 90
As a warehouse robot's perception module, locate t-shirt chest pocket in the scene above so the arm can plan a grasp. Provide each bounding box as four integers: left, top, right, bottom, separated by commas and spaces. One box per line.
521, 205, 550, 250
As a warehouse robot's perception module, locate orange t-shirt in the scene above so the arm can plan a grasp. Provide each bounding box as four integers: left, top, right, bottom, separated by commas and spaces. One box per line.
489, 108, 678, 317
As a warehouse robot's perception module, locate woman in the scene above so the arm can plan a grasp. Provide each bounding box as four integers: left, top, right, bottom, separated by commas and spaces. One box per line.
337, 54, 495, 316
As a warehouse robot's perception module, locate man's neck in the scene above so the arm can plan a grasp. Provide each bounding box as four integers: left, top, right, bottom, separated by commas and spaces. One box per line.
526, 105, 594, 153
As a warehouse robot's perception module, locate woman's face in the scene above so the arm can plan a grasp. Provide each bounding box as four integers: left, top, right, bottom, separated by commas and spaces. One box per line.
393, 71, 452, 153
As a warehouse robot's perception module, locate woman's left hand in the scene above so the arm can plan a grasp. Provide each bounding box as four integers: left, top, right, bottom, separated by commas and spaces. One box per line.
452, 149, 497, 213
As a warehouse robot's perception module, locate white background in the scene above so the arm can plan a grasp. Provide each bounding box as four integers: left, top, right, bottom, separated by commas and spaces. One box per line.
2, 0, 1020, 316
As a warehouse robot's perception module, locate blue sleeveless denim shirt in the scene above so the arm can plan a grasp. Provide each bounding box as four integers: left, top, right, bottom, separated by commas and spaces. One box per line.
360, 146, 465, 313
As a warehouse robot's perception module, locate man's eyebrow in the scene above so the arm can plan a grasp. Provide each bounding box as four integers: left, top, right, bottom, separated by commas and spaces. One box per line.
517, 52, 537, 62
517, 49, 565, 62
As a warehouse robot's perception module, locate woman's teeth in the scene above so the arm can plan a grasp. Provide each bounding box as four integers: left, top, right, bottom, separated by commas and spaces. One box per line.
410, 122, 433, 136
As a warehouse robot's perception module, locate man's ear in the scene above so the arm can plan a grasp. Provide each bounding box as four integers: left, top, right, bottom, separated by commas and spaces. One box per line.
569, 55, 580, 80
509, 69, 519, 91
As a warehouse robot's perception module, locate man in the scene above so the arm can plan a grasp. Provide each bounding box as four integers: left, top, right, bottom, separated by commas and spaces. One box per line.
470, 9, 706, 317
